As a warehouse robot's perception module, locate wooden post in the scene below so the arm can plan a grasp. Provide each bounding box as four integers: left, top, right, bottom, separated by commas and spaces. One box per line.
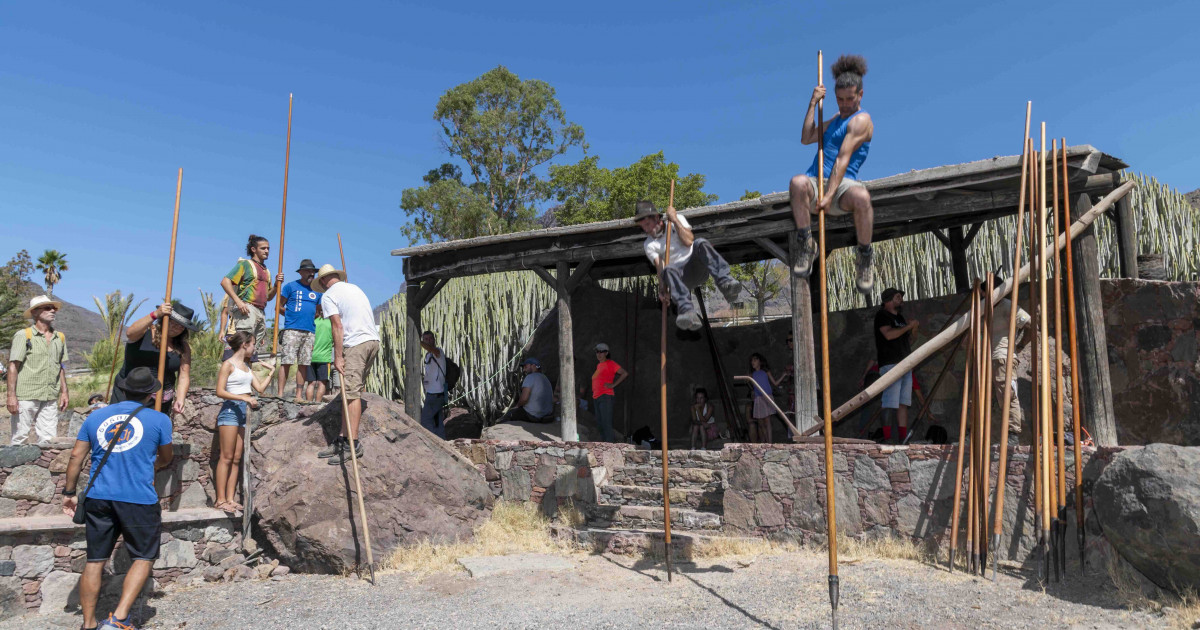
1069, 192, 1118, 446
404, 282, 423, 420
948, 226, 971, 294
789, 230, 819, 433
1113, 175, 1139, 279
556, 261, 578, 442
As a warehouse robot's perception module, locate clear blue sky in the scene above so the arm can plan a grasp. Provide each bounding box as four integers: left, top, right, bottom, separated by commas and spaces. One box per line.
2, 0, 1197, 324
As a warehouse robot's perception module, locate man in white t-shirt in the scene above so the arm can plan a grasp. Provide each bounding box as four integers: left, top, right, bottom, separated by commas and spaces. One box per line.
634, 200, 745, 331
498, 357, 554, 424
419, 330, 448, 439
313, 264, 380, 464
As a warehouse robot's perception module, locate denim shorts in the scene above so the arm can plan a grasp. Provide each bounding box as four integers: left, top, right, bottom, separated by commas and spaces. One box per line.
217, 400, 248, 427
879, 364, 913, 409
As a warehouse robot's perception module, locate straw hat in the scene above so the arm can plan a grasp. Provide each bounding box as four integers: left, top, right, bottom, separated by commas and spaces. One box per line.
23, 295, 64, 319
314, 264, 346, 288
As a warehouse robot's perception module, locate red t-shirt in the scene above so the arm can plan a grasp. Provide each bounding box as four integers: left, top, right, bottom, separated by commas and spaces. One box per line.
592, 360, 622, 398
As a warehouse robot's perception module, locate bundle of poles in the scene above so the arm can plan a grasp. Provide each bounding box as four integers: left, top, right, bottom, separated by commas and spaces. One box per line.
947, 103, 1098, 584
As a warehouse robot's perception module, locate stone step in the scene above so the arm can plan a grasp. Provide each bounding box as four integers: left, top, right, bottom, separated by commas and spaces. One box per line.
588, 504, 722, 531
598, 484, 723, 512
551, 524, 759, 557
623, 449, 725, 468
609, 464, 726, 490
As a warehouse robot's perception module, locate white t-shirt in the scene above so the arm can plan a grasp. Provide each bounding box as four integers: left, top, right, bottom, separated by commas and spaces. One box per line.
423, 348, 446, 394
643, 214, 693, 267
319, 281, 380, 348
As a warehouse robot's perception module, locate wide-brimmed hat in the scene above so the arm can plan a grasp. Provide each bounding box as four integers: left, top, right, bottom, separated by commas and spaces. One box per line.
23, 295, 64, 319
165, 303, 203, 332
116, 367, 162, 396
632, 201, 660, 222
296, 259, 318, 272
314, 264, 346, 287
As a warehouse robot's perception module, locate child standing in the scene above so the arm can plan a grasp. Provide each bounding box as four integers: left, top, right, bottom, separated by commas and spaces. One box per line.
306, 303, 332, 403
748, 353, 777, 443
690, 388, 715, 450
214, 331, 275, 513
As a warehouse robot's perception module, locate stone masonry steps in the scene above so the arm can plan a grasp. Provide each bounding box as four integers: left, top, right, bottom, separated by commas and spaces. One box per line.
608, 464, 726, 490
552, 524, 759, 557
623, 449, 725, 467
598, 484, 723, 512
588, 504, 722, 531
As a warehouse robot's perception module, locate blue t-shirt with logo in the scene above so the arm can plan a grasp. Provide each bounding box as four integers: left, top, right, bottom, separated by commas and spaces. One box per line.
282, 280, 322, 333
76, 401, 173, 505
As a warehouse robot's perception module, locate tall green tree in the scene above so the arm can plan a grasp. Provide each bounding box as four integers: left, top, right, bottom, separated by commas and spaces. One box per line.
728, 191, 787, 323
36, 249, 68, 296
0, 250, 34, 340
401, 66, 587, 243
548, 152, 718, 225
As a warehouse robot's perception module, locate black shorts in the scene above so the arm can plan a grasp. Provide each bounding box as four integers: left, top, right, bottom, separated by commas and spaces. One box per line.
307, 362, 329, 383
84, 498, 162, 562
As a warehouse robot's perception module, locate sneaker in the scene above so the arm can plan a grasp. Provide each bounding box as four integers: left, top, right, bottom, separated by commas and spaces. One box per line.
717, 279, 745, 306
317, 438, 345, 459
792, 234, 817, 278
98, 615, 137, 630
854, 245, 875, 295
675, 310, 703, 331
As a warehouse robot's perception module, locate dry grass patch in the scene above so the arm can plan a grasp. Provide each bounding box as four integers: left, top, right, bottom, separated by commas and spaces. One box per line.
838, 535, 932, 563
382, 500, 579, 575
1107, 556, 1200, 630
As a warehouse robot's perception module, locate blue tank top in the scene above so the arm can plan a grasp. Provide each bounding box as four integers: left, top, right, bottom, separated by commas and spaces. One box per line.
805, 110, 871, 180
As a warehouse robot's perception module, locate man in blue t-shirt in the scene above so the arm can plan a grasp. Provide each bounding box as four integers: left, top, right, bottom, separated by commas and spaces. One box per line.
63, 366, 173, 630
277, 259, 322, 401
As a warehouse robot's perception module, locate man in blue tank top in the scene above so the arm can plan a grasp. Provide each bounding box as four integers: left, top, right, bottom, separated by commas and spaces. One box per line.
788, 54, 876, 295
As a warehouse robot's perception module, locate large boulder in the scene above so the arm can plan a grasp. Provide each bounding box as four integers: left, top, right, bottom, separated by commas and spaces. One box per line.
1094, 444, 1200, 593
251, 393, 493, 574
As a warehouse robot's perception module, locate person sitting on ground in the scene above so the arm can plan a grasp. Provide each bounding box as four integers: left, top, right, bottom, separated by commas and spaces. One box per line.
7, 296, 69, 445
634, 200, 746, 331
220, 234, 284, 350
314, 264, 380, 464
87, 393, 106, 411
63, 366, 173, 630
111, 302, 200, 415
305, 303, 333, 403
498, 357, 554, 424
788, 54, 876, 295
747, 353, 779, 443
277, 258, 321, 401
989, 280, 1039, 441
214, 331, 276, 514
690, 387, 715, 450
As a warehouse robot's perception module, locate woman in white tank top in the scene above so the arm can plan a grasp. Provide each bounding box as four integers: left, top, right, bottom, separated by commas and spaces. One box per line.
214, 331, 276, 513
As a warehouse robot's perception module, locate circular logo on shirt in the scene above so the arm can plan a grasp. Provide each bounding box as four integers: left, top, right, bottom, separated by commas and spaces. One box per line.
95, 415, 145, 453
308, 292, 317, 300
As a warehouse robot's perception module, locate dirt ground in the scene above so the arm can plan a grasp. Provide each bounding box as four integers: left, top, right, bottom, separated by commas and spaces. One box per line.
5, 549, 1179, 630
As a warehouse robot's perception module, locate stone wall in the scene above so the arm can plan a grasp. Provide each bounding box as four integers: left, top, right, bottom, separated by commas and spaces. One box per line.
1103, 280, 1200, 445
454, 439, 1123, 565
0, 390, 308, 615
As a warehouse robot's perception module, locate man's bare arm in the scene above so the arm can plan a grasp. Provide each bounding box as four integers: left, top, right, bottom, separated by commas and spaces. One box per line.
665, 207, 694, 247
800, 86, 828, 145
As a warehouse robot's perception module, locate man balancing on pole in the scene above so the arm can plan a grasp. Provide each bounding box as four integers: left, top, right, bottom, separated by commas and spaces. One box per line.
634, 200, 746, 331
788, 54, 876, 295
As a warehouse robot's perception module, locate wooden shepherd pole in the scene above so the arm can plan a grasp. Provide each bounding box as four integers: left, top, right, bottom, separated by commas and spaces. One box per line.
948, 283, 977, 572
966, 283, 979, 573
337, 368, 375, 584
1052, 139, 1069, 582
155, 168, 183, 412
815, 49, 840, 628
980, 273, 996, 573
1062, 137, 1086, 572
1038, 123, 1054, 584
338, 233, 347, 277
659, 179, 676, 582
991, 107, 1032, 580
271, 93, 294, 363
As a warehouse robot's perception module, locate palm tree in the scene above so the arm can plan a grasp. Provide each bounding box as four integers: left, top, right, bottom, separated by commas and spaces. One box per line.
93, 291, 145, 343
36, 250, 69, 296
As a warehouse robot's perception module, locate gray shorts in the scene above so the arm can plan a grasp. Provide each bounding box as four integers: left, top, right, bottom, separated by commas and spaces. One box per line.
805, 177, 866, 216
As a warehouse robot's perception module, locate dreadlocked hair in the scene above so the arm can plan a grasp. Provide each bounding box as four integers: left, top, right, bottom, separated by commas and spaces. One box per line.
832, 54, 867, 91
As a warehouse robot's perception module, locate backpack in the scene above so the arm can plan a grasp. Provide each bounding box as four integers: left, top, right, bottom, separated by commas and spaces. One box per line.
24, 328, 66, 362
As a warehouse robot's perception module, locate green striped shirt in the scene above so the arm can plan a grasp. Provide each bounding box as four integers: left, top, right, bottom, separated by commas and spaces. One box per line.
8, 328, 67, 401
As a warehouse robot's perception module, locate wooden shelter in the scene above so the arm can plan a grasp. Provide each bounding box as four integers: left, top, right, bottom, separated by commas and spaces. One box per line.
393, 146, 1134, 445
